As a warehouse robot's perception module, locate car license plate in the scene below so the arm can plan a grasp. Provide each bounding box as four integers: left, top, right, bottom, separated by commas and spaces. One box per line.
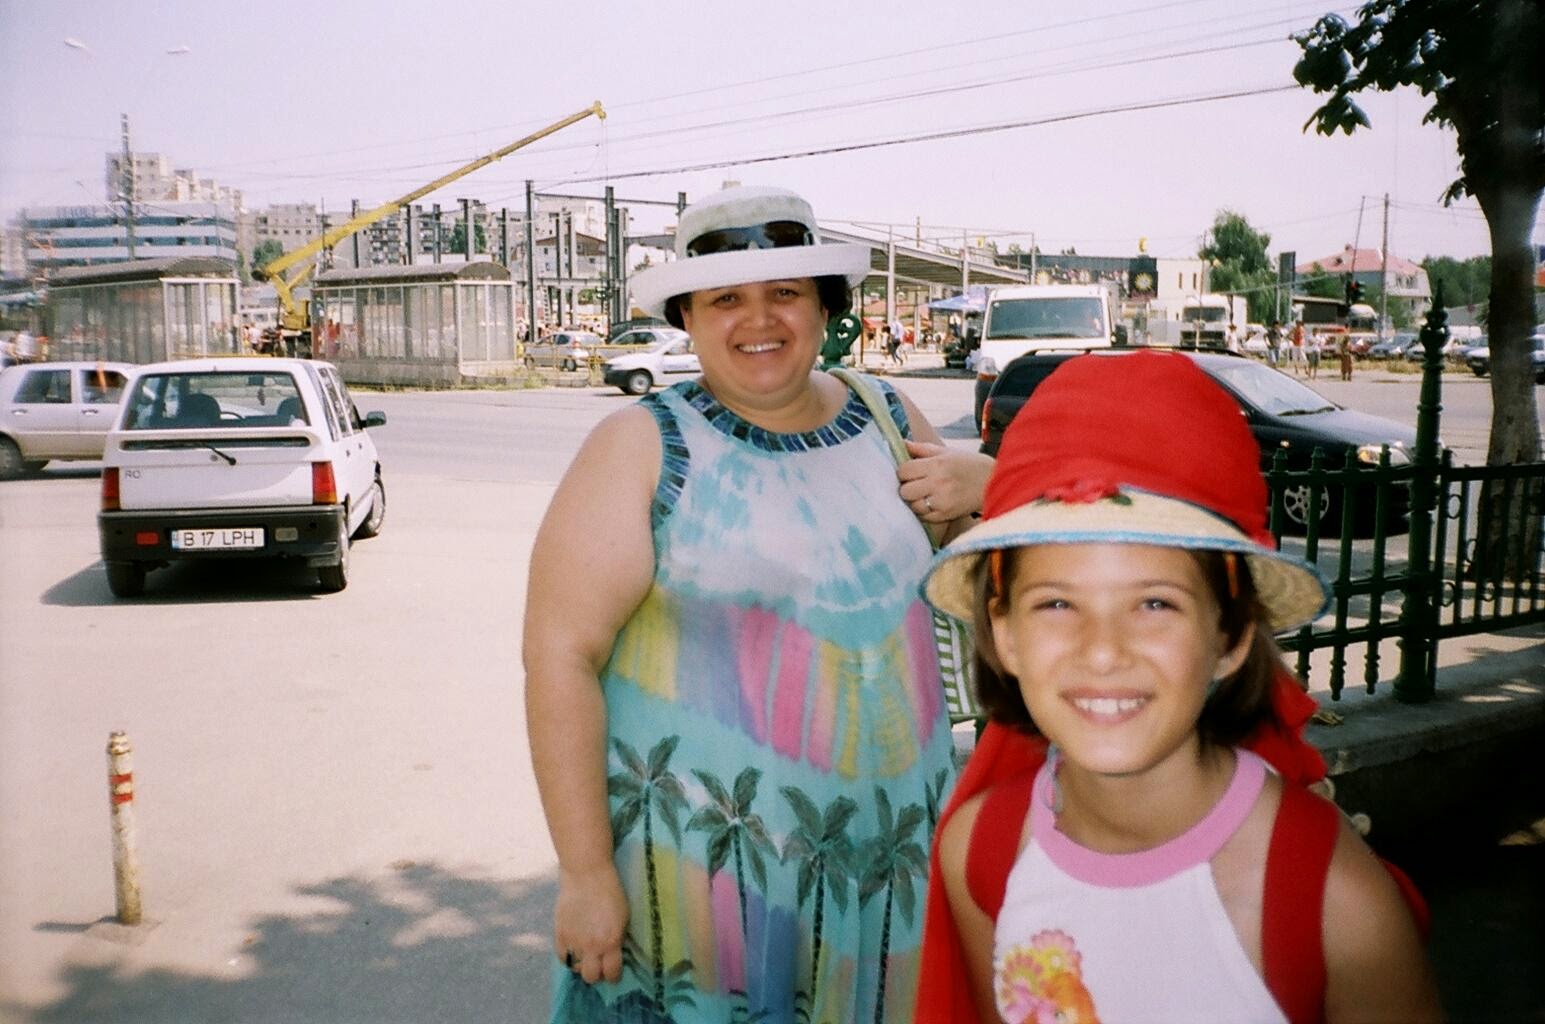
171, 527, 264, 551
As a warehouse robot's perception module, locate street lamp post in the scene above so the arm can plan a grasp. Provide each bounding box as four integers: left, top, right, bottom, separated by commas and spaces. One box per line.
62, 38, 191, 262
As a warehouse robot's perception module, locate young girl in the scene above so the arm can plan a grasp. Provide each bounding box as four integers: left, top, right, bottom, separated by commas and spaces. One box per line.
915, 351, 1440, 1023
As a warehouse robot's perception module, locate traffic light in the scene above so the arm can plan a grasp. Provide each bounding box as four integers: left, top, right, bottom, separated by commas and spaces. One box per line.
1345, 279, 1364, 304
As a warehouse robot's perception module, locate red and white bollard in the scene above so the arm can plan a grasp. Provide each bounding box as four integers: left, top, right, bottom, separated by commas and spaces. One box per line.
106, 731, 142, 925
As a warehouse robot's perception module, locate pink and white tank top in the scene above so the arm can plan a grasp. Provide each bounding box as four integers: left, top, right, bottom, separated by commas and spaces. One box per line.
992, 749, 1287, 1024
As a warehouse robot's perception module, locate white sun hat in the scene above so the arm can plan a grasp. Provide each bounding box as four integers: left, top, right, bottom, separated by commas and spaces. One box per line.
631, 185, 872, 319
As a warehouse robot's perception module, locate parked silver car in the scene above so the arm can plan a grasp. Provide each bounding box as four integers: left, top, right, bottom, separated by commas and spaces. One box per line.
0, 360, 133, 478
524, 330, 603, 371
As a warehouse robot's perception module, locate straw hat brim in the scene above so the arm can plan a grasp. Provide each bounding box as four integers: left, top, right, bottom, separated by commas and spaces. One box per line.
922, 490, 1330, 634
631, 243, 872, 318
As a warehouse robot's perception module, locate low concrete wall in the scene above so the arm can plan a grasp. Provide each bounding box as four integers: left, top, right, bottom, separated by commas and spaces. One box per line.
1309, 627, 1545, 854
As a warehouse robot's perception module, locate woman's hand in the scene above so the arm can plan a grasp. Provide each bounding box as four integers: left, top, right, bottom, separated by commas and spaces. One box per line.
897, 440, 993, 523
554, 862, 629, 985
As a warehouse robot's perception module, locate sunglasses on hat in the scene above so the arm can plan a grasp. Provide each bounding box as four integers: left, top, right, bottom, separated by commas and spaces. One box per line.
684, 220, 814, 258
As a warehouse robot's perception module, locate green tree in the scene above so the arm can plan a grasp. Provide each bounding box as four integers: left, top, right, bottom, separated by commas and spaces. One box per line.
1299, 261, 1346, 300
1198, 210, 1280, 323
857, 788, 928, 1024
1422, 255, 1493, 311
608, 736, 691, 1009
1294, 0, 1542, 471
447, 221, 487, 255
1360, 284, 1416, 330
251, 239, 284, 279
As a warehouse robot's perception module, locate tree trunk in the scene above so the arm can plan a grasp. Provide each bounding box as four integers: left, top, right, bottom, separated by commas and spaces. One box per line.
1477, 183, 1543, 468
1470, 180, 1543, 580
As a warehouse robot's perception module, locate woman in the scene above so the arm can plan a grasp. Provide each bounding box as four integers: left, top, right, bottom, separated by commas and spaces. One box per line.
525, 185, 989, 1023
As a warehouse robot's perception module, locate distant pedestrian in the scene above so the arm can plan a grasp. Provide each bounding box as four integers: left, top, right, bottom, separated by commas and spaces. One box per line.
889, 316, 907, 365
1306, 334, 1321, 379
1266, 320, 1283, 367
14, 329, 37, 364
1338, 332, 1354, 381
1288, 320, 1306, 375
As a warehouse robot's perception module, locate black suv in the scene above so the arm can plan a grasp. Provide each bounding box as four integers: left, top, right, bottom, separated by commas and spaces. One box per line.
979, 348, 1418, 533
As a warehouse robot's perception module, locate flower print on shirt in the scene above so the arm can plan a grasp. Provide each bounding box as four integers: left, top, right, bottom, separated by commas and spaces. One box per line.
996, 929, 1101, 1024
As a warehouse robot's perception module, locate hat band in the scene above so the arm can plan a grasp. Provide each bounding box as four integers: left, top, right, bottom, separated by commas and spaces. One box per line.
684, 220, 814, 258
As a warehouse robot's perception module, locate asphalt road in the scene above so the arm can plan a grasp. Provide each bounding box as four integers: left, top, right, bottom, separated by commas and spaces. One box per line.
0, 363, 1537, 1022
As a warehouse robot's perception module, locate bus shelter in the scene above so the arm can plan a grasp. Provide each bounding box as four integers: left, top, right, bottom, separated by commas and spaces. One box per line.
312, 262, 517, 386
46, 257, 240, 364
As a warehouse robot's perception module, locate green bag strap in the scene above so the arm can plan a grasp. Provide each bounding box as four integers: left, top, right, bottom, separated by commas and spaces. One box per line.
828, 366, 945, 550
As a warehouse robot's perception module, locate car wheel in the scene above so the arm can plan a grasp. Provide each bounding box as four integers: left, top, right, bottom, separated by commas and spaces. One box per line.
523, 355, 536, 369
1280, 483, 1339, 533
353, 477, 386, 539
0, 437, 23, 480
1471, 367, 1486, 377
623, 370, 653, 396
562, 357, 577, 372
105, 561, 146, 598
317, 514, 350, 593
22, 460, 48, 474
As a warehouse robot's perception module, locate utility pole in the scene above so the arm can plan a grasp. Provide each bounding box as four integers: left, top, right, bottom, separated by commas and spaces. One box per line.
403, 205, 417, 266
524, 180, 537, 338
551, 211, 563, 326
617, 205, 630, 322
500, 208, 510, 269
604, 186, 616, 325
1378, 193, 1390, 341
431, 203, 443, 264
119, 114, 136, 259
1349, 194, 1367, 304
565, 210, 576, 322
460, 197, 474, 260
350, 199, 361, 268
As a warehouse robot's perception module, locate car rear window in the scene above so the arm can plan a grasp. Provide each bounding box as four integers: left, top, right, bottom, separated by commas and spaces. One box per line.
121, 371, 309, 430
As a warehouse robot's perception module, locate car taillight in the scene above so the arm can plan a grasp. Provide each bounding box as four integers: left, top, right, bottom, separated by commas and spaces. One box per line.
980, 398, 993, 444
311, 461, 338, 505
101, 467, 120, 511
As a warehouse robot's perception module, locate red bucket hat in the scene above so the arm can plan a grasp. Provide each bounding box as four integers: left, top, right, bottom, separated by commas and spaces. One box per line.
923, 350, 1328, 632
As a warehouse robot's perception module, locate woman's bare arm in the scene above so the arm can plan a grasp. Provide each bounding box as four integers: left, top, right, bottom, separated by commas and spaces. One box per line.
523, 405, 660, 984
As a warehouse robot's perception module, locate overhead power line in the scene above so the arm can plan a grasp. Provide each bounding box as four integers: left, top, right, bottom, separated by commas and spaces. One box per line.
556, 85, 1298, 187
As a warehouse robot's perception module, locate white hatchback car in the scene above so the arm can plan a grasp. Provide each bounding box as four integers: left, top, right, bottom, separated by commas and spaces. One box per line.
601, 329, 699, 395
97, 358, 386, 597
0, 361, 133, 478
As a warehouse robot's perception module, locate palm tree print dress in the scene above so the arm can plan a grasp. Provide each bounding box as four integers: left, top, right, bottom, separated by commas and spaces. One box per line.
552, 377, 956, 1024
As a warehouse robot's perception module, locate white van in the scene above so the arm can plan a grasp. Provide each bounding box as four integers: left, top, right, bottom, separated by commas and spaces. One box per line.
972, 284, 1116, 429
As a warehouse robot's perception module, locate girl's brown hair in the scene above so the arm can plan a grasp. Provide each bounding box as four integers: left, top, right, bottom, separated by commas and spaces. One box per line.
969, 547, 1283, 749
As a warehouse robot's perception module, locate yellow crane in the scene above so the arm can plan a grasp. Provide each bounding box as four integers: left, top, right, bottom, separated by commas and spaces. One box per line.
257, 101, 605, 343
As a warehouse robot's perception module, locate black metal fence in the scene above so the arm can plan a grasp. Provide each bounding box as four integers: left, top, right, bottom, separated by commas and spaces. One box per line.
1267, 301, 1545, 703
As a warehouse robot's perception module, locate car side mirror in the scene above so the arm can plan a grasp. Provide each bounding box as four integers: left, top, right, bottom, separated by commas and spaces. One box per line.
1113, 325, 1129, 346
363, 411, 386, 428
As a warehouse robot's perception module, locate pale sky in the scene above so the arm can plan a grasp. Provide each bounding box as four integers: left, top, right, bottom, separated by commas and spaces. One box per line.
2, 0, 1535, 265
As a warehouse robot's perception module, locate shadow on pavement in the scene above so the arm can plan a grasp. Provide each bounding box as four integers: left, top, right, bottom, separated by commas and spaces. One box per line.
13, 864, 557, 1024
43, 557, 341, 608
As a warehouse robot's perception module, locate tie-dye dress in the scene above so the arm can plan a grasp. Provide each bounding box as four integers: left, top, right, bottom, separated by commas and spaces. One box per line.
552, 376, 956, 1024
